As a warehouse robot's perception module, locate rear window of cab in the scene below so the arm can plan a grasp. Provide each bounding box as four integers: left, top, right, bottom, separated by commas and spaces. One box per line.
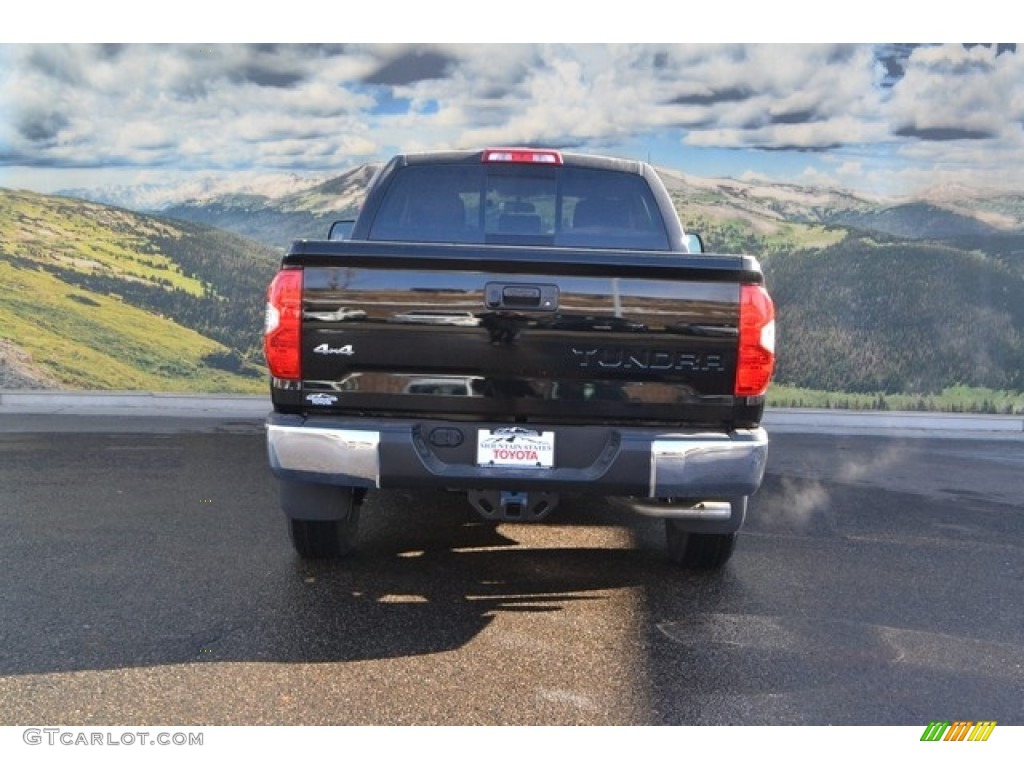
367, 164, 670, 250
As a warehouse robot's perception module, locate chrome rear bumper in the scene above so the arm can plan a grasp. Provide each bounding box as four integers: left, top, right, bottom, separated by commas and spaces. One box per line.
267, 414, 768, 511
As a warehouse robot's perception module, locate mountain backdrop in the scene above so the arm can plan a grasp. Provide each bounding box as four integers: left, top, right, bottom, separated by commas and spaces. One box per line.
4, 164, 1024, 408
145, 165, 377, 250
0, 189, 278, 392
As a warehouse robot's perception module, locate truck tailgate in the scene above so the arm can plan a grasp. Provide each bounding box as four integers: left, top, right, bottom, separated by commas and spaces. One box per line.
279, 242, 765, 428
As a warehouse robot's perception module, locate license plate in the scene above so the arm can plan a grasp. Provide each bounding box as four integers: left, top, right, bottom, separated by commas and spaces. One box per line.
477, 428, 555, 468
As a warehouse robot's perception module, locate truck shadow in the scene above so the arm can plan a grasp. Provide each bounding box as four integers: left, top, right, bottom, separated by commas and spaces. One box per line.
228, 490, 690, 663
0, 484, 724, 675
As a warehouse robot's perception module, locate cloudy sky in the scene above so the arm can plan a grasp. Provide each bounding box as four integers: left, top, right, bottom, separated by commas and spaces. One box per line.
1, 35, 1021, 199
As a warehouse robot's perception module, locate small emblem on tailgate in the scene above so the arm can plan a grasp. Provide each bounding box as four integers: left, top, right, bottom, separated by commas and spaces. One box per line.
313, 343, 354, 356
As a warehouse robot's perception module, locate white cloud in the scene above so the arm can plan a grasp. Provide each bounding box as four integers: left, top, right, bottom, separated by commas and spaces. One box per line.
888, 44, 1024, 140
2, 42, 1023, 196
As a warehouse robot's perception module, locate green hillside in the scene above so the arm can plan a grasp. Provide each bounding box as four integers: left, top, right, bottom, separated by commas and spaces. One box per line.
0, 189, 279, 392
764, 233, 1024, 394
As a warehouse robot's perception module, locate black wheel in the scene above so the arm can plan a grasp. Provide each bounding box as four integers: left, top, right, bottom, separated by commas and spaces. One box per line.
665, 520, 736, 569
286, 486, 361, 559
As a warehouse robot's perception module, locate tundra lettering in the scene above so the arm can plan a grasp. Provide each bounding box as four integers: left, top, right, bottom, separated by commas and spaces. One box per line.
571, 347, 726, 373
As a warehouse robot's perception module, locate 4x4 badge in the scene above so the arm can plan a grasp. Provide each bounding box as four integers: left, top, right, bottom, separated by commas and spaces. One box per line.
313, 343, 354, 356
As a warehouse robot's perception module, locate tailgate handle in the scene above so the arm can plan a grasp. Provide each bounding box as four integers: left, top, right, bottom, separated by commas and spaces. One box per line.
485, 282, 559, 311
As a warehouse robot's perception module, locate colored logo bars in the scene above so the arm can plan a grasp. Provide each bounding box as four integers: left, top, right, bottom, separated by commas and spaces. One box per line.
920, 721, 997, 742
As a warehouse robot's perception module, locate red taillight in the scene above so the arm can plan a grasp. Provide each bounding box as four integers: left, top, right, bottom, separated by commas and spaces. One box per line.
264, 269, 302, 380
482, 148, 563, 165
735, 284, 776, 397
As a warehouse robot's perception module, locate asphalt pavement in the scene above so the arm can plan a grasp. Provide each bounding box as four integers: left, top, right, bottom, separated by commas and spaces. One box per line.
0, 397, 1020, 726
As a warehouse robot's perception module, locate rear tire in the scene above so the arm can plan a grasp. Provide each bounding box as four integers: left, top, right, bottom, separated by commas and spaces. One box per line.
287, 486, 361, 559
665, 520, 736, 569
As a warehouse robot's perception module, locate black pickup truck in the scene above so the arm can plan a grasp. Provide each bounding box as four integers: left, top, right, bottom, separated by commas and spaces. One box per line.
263, 148, 775, 568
